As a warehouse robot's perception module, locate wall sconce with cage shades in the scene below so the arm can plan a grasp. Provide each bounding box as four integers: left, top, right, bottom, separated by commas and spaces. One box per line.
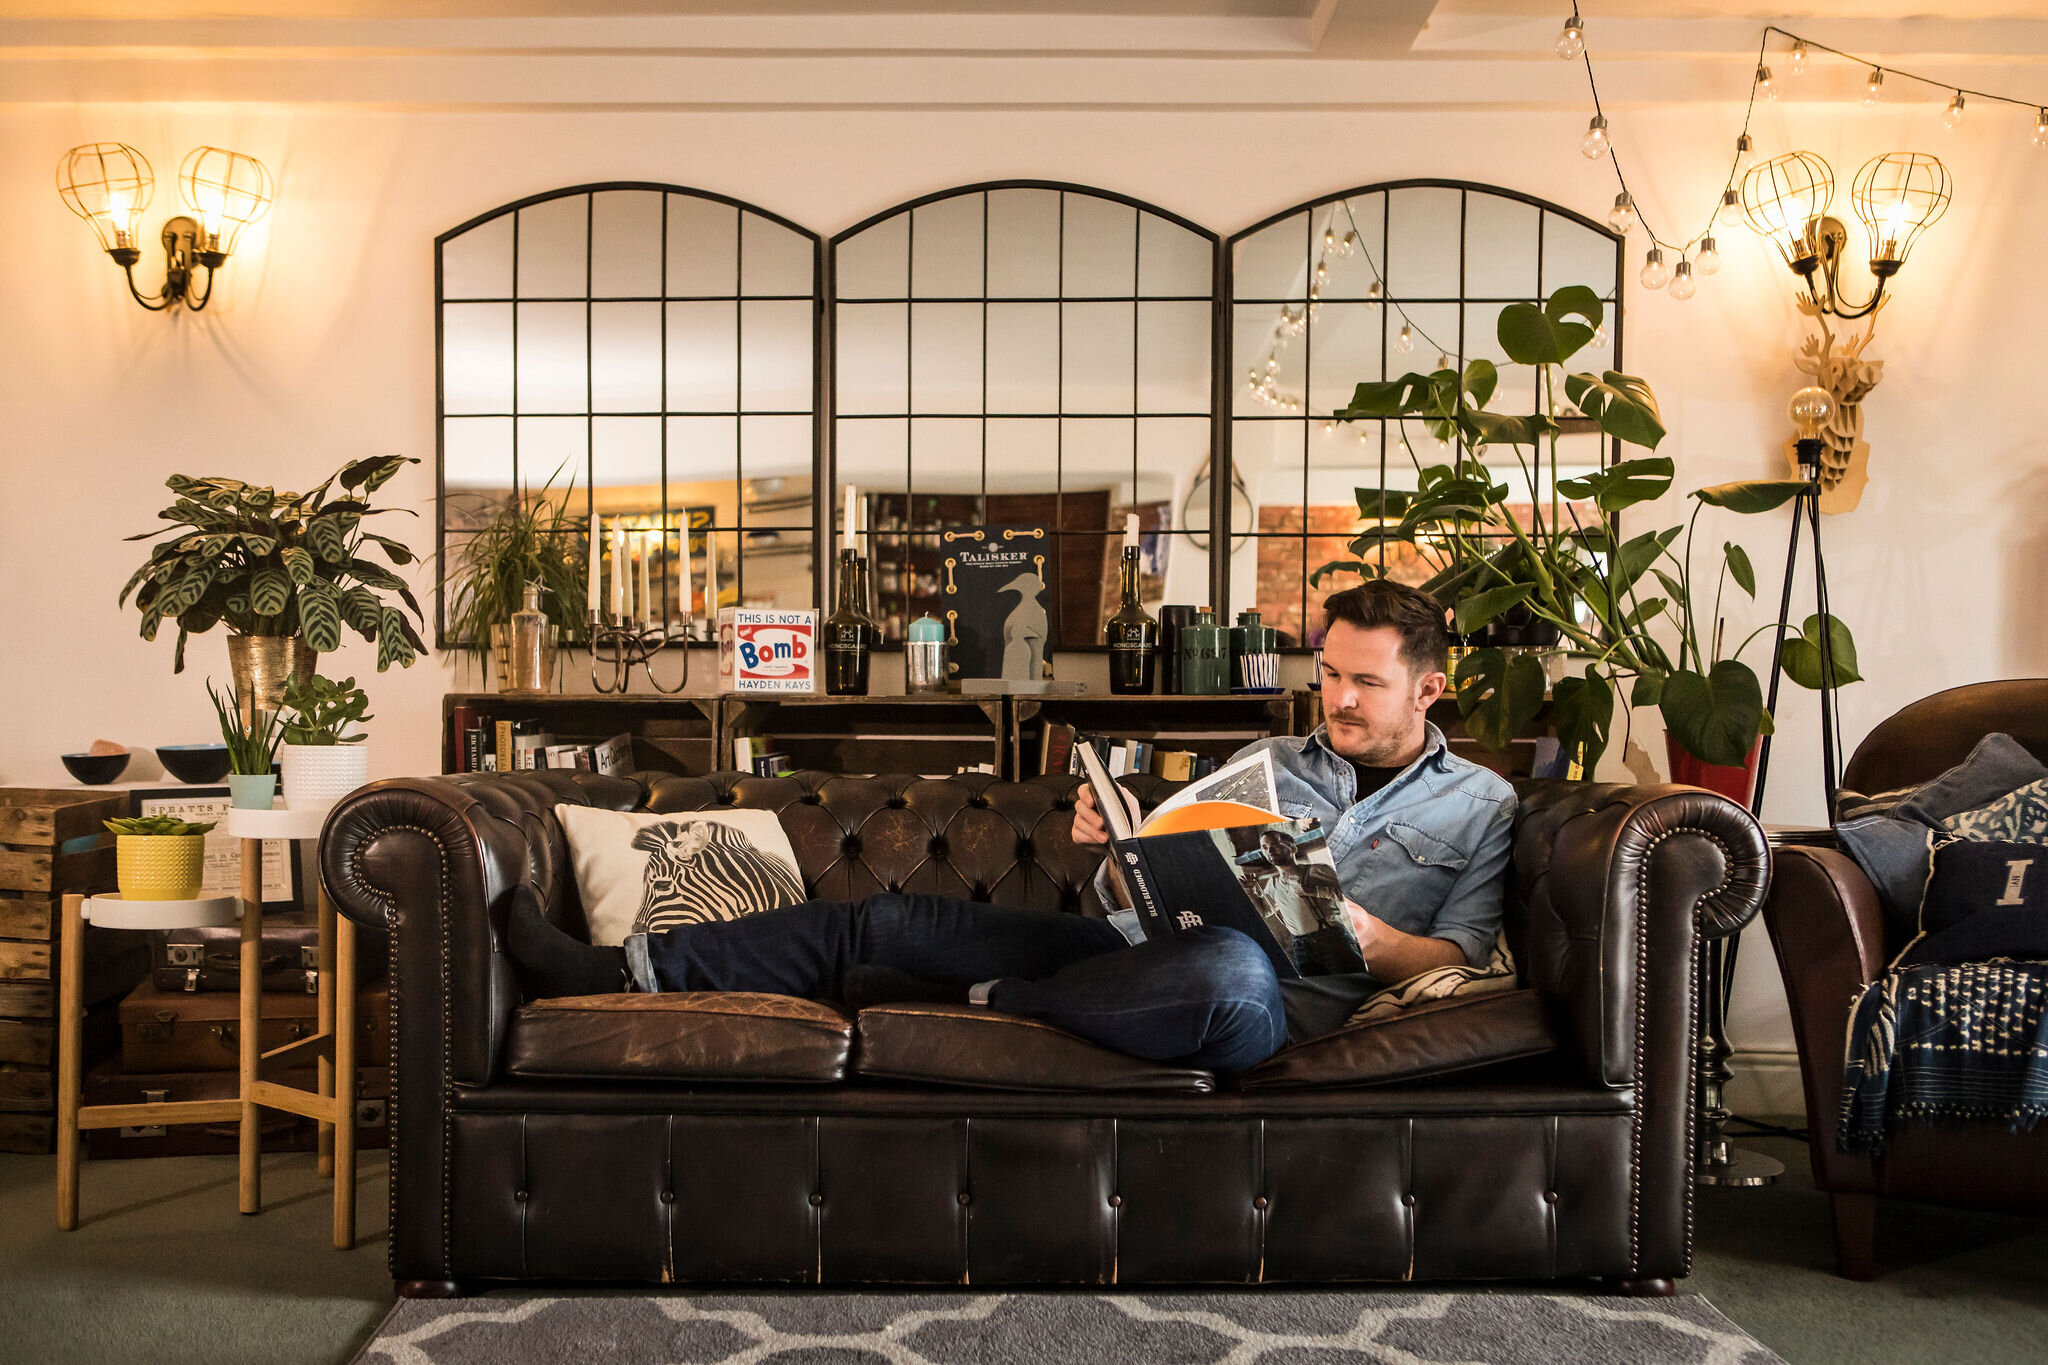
1739, 150, 1949, 320
56, 141, 273, 312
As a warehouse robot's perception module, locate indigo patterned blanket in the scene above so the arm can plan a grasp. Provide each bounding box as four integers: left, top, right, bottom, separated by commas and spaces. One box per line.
1839, 960, 2048, 1154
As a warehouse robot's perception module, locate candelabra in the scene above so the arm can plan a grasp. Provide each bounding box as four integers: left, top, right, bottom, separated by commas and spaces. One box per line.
588, 610, 695, 694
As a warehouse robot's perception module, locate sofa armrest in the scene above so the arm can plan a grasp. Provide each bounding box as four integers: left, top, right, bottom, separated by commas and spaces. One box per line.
1760, 846, 1885, 1190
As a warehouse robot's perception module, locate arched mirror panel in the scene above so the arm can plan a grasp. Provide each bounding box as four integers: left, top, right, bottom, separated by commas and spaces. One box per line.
830, 183, 1219, 647
437, 184, 823, 649
1225, 182, 1623, 648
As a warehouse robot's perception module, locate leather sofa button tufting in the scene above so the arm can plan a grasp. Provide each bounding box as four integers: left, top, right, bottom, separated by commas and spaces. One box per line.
957, 1192, 971, 1206
660, 1190, 675, 1204
801, 794, 821, 805
808, 1192, 824, 1207
1543, 1190, 1558, 1204
968, 796, 988, 809
928, 837, 947, 857
1015, 839, 1032, 858
1253, 1196, 1269, 1210
842, 837, 861, 856
887, 798, 907, 809
514, 1190, 529, 1202
1108, 1194, 1122, 1208
1401, 1193, 1416, 1207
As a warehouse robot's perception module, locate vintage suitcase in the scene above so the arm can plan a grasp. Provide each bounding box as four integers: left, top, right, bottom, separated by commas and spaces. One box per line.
118, 978, 390, 1074
83, 1062, 389, 1159
148, 909, 387, 994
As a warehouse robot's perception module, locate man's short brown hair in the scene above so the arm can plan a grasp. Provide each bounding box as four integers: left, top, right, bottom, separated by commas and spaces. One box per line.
1321, 580, 1451, 679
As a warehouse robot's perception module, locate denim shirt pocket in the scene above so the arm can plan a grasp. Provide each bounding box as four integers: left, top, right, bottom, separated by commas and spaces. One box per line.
1384, 821, 1471, 871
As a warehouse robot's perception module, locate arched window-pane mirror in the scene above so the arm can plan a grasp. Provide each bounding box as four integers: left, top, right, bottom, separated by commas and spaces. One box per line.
437, 184, 822, 648
1225, 181, 1623, 648
831, 183, 1218, 646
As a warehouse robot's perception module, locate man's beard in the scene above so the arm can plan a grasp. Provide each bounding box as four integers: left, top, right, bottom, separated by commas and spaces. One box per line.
1324, 712, 1420, 766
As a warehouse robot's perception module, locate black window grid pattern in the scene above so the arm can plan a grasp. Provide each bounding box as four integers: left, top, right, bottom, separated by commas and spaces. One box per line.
1222, 183, 1624, 649
434, 183, 825, 647
436, 180, 1622, 652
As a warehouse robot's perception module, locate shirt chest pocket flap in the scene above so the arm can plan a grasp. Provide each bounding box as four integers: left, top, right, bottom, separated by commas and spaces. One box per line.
1384, 821, 1470, 871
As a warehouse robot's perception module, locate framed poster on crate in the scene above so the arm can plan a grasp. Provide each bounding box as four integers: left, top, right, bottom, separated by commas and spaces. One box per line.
130, 788, 302, 910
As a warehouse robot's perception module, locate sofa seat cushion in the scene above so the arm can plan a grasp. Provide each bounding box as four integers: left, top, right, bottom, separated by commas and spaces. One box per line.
1236, 989, 1560, 1091
853, 1002, 1214, 1093
505, 992, 853, 1083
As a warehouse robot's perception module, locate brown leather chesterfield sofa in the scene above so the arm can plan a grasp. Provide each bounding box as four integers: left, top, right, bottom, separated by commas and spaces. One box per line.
321, 767, 1768, 1297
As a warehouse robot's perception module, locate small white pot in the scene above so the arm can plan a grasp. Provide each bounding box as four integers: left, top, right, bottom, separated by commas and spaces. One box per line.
279, 742, 369, 810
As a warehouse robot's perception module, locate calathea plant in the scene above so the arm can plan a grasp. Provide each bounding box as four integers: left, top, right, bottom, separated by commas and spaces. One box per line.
1315, 286, 1858, 771
119, 455, 427, 672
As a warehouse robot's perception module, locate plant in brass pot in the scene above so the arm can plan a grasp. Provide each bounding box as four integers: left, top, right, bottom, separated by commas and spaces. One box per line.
118, 455, 428, 716
443, 467, 587, 690
1315, 286, 1858, 785
277, 673, 372, 810
103, 813, 218, 901
206, 678, 284, 809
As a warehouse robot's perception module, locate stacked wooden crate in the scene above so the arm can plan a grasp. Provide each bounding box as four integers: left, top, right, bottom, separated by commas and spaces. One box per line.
0, 788, 141, 1154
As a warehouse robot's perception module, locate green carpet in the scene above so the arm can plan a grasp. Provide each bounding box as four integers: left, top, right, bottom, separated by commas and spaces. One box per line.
0, 1133, 2041, 1365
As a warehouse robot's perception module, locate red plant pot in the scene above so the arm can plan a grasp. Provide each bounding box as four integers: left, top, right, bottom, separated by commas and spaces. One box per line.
1664, 732, 1763, 807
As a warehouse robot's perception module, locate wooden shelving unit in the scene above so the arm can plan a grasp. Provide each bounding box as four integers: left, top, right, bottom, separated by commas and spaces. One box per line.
1012, 693, 1302, 779
722, 695, 1006, 778
441, 694, 722, 778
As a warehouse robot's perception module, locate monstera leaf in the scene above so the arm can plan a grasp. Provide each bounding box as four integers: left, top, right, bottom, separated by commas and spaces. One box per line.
1550, 666, 1616, 772
1497, 286, 1603, 367
1660, 661, 1770, 768
1453, 647, 1548, 753
1563, 371, 1665, 450
1778, 613, 1862, 689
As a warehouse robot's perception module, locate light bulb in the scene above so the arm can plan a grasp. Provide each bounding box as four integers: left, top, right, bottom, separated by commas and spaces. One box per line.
1734, 133, 1755, 170
1338, 230, 1358, 256
1639, 246, 1668, 290
1668, 259, 1697, 300
1696, 234, 1721, 274
1365, 280, 1383, 306
1788, 385, 1835, 440
1315, 261, 1328, 282
1606, 191, 1635, 234
2035, 108, 2048, 148
1722, 188, 1740, 210
1581, 114, 1610, 160
1555, 15, 1585, 60
1394, 324, 1414, 355
1863, 68, 1884, 104
1789, 41, 1808, 76
103, 185, 133, 242
1590, 323, 1608, 349
1323, 420, 1337, 434
1757, 66, 1776, 101
1435, 353, 1453, 373
1323, 227, 1337, 251
1943, 91, 1965, 130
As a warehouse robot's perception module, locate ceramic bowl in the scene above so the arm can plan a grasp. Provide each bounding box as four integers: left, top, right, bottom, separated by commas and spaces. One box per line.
156, 744, 233, 784
61, 752, 131, 785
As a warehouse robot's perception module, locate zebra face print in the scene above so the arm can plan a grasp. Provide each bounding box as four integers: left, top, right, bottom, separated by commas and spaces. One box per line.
629, 819, 807, 935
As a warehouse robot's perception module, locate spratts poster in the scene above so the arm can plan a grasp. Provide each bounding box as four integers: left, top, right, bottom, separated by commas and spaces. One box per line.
941, 526, 1051, 681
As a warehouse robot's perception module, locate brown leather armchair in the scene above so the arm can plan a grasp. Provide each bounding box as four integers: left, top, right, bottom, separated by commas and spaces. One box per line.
322, 767, 1767, 1295
1761, 679, 2048, 1279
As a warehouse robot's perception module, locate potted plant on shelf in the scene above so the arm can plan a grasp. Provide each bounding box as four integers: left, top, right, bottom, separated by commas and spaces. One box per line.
444, 468, 587, 691
207, 678, 284, 809
278, 673, 372, 810
103, 814, 218, 901
118, 455, 428, 718
1314, 286, 1858, 797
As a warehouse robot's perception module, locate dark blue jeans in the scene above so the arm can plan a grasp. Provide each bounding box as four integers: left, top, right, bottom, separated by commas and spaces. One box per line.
631, 893, 1287, 1076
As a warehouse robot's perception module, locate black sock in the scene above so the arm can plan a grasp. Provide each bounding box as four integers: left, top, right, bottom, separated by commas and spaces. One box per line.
505, 885, 630, 998
841, 964, 968, 1010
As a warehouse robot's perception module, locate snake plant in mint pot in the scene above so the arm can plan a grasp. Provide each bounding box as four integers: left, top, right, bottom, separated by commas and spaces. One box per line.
118, 455, 427, 720
1313, 285, 1858, 789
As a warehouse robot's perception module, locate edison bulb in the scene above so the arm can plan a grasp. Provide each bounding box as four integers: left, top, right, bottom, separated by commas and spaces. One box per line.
1863, 68, 1884, 104
1590, 323, 1608, 350
1435, 353, 1453, 373
1365, 280, 1383, 307
1668, 259, 1697, 301
1943, 91, 1966, 129
1695, 234, 1721, 275
1789, 41, 1808, 76
2035, 108, 2048, 148
1606, 192, 1635, 234
1734, 133, 1755, 171
1581, 114, 1611, 159
1788, 385, 1835, 440
1757, 66, 1776, 101
1555, 16, 1585, 60
1393, 324, 1414, 355
1640, 246, 1669, 290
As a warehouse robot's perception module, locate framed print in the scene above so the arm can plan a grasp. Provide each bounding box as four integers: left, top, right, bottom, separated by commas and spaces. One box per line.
129, 787, 304, 909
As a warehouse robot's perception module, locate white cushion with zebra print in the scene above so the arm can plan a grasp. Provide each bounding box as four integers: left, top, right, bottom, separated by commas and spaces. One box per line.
554, 804, 810, 946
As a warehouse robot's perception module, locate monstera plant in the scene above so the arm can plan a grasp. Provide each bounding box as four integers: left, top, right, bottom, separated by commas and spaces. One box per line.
119, 455, 427, 673
1314, 286, 1858, 772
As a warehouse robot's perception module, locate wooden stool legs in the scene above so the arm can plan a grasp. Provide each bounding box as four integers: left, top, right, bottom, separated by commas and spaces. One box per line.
55, 893, 84, 1232
317, 888, 336, 1178
331, 899, 357, 1250
239, 837, 263, 1215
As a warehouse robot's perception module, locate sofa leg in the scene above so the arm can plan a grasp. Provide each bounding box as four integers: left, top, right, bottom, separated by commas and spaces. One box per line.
398, 1280, 473, 1299
1609, 1277, 1676, 1297
1831, 1192, 1878, 1281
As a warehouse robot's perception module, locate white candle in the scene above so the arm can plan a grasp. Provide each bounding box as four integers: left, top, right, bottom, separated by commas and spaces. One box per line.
587, 513, 601, 617
1123, 511, 1139, 551
679, 524, 693, 625
638, 531, 653, 626
843, 484, 858, 553
706, 532, 719, 617
610, 520, 626, 619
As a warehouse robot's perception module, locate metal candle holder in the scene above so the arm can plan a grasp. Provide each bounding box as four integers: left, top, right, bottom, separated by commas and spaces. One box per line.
587, 610, 695, 695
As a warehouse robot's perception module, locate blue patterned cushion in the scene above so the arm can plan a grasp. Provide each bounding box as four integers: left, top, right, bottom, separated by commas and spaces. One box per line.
1944, 778, 2048, 843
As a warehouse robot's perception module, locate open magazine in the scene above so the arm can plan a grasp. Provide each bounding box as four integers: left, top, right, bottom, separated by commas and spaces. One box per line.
1073, 743, 1364, 981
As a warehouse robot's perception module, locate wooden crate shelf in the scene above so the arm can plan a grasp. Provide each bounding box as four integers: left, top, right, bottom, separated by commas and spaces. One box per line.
723, 694, 1006, 778
443, 694, 722, 778
1013, 693, 1304, 779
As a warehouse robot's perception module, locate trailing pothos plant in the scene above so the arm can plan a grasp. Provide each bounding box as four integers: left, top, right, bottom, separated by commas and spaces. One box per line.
1312, 285, 1858, 772
118, 455, 428, 673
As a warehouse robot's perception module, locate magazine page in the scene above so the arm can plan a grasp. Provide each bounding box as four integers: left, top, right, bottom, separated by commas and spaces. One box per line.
1139, 748, 1279, 833
1207, 818, 1365, 976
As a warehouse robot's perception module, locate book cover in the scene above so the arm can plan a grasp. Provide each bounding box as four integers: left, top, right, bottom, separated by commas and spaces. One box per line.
450, 704, 476, 773
494, 720, 514, 774
941, 525, 1051, 682
592, 732, 633, 777
1041, 723, 1077, 779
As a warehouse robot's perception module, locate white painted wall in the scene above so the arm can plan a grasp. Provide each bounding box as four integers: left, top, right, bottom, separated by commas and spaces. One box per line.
5, 93, 2044, 1081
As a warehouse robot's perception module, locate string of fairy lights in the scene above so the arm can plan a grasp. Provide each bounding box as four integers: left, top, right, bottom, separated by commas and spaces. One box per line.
1562, 5, 2048, 302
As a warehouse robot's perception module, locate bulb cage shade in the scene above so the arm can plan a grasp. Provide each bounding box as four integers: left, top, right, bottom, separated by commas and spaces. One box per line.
178, 146, 274, 255
56, 142, 154, 253
1850, 152, 1950, 275
1740, 151, 1835, 272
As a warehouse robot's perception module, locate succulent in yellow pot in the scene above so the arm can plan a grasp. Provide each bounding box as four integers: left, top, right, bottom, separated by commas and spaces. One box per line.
104, 814, 218, 901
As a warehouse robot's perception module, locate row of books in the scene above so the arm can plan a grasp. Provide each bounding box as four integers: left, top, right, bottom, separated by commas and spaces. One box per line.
731, 735, 796, 777
450, 710, 633, 775
1036, 722, 1221, 783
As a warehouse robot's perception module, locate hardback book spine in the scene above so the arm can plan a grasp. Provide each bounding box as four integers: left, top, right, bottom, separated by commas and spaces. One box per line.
494, 720, 514, 773
465, 721, 483, 775
1158, 750, 1195, 782
1042, 723, 1077, 778
449, 704, 476, 773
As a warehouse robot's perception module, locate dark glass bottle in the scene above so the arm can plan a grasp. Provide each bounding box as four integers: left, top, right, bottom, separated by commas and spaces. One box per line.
1104, 546, 1158, 695
824, 548, 877, 695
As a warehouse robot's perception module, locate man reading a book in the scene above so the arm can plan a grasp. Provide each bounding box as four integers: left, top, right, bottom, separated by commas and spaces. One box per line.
507, 580, 1513, 1078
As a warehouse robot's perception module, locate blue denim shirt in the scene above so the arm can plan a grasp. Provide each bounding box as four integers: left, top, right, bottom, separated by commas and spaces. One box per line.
1106, 722, 1516, 972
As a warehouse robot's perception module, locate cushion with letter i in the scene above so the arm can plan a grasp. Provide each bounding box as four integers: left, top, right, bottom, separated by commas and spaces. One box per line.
1894, 839, 2048, 970
554, 804, 810, 945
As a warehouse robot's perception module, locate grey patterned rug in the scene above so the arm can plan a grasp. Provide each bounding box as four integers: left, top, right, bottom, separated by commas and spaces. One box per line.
353, 1289, 1784, 1363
